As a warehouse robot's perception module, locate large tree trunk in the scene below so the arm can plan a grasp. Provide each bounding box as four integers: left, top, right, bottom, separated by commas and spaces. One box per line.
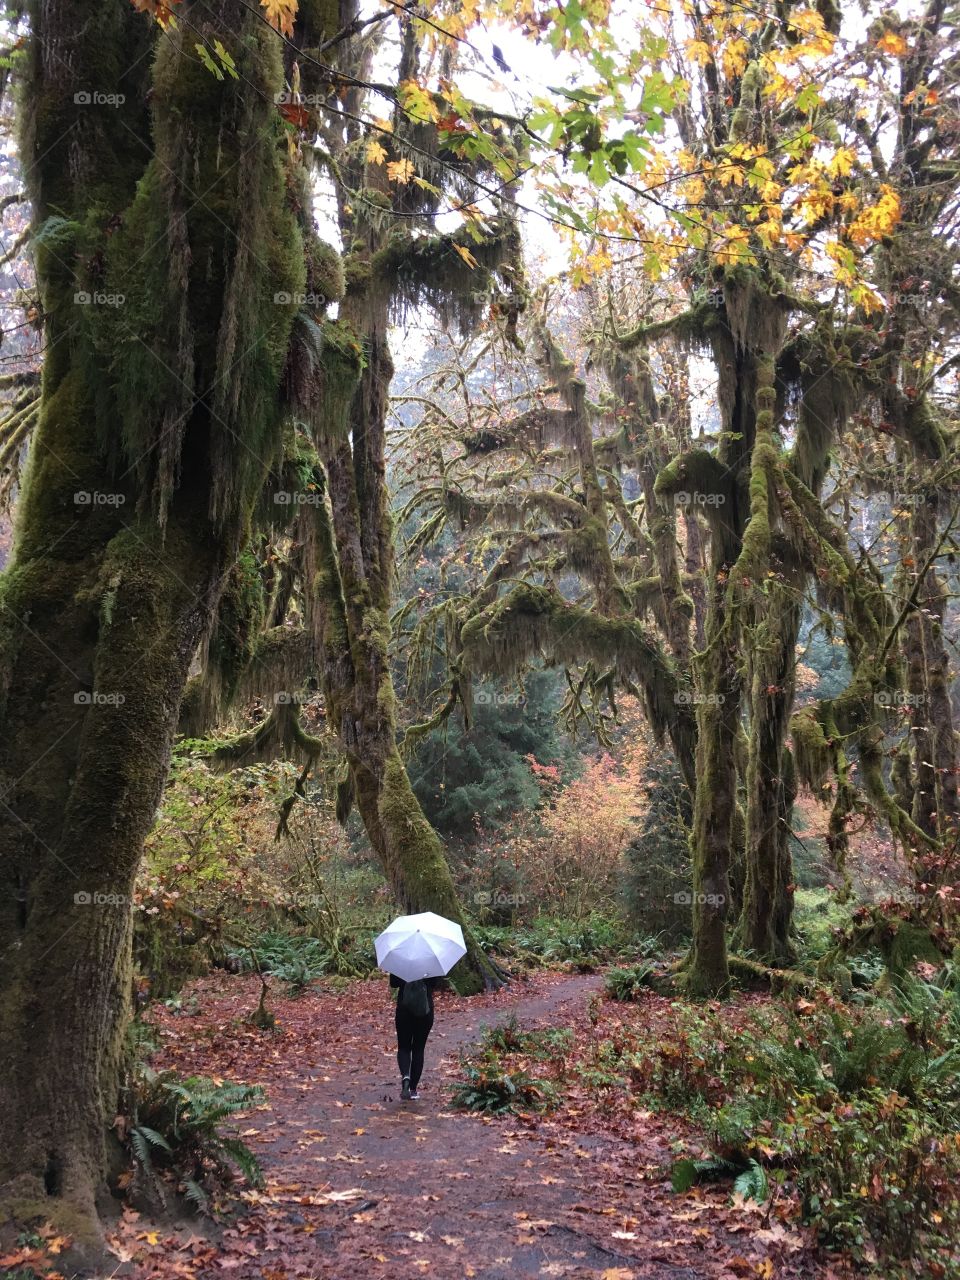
0, 0, 302, 1252
657, 324, 759, 995
0, 494, 221, 1247
313, 423, 502, 993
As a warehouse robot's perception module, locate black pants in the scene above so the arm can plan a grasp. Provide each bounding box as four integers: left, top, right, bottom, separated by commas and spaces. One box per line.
395, 1006, 434, 1088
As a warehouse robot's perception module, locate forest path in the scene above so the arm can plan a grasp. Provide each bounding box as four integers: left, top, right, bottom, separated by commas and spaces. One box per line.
124, 970, 837, 1280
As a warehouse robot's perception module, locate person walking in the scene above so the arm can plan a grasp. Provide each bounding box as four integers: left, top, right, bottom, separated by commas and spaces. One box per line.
374, 911, 466, 1101
391, 974, 440, 1100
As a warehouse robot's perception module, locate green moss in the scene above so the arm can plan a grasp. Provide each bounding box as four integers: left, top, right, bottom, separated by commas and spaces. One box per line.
208, 551, 266, 701
884, 922, 944, 975
297, 0, 341, 40
103, 16, 305, 527
0, 1188, 103, 1247
617, 302, 717, 351
375, 750, 495, 994
284, 317, 362, 442
790, 706, 831, 790
306, 236, 345, 304
730, 61, 764, 142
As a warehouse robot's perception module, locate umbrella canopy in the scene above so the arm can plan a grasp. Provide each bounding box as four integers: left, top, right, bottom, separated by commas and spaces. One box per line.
375, 911, 466, 981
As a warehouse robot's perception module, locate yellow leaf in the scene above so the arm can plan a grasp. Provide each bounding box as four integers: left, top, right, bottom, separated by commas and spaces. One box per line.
398, 79, 440, 124
386, 158, 415, 185
847, 184, 901, 246
686, 39, 712, 67
755, 220, 782, 248
828, 146, 856, 179
677, 149, 698, 173
876, 30, 909, 57
365, 138, 387, 166
722, 37, 750, 80
851, 283, 885, 314
452, 243, 479, 269
260, 0, 297, 38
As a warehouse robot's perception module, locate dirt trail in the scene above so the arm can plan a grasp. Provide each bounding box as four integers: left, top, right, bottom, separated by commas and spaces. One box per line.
129, 971, 835, 1280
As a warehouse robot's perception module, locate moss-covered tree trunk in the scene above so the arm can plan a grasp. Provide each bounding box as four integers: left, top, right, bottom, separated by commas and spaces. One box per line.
734, 349, 845, 960
736, 592, 800, 961
308, 417, 501, 990
908, 495, 958, 836
0, 0, 302, 1251
656, 317, 760, 994
280, 6, 512, 992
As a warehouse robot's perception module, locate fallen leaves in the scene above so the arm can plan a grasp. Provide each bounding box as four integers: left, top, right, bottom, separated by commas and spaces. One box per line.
124, 970, 826, 1280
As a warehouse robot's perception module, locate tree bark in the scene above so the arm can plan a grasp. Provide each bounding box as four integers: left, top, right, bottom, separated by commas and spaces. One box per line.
0, 0, 302, 1251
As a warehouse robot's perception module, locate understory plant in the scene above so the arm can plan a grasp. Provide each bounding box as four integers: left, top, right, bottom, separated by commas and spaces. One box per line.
623, 967, 960, 1274
125, 1067, 264, 1213
451, 1021, 568, 1114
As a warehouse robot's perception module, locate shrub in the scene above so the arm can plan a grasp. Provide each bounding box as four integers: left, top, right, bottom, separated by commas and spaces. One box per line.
653, 969, 960, 1272
450, 1051, 557, 1115
228, 929, 332, 993
474, 913, 633, 970
785, 1088, 960, 1263
479, 1017, 572, 1059
127, 1068, 264, 1212
605, 962, 656, 1002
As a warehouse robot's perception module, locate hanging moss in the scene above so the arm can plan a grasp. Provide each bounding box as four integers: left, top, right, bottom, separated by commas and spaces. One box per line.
305, 519, 350, 667
789, 707, 831, 791
211, 698, 326, 770
617, 302, 717, 352
355, 223, 514, 334
902, 394, 951, 461
208, 551, 267, 701
787, 341, 856, 491
461, 582, 696, 790
234, 626, 313, 708
721, 268, 789, 355
103, 17, 305, 529
284, 316, 363, 444
335, 765, 355, 826
655, 448, 738, 556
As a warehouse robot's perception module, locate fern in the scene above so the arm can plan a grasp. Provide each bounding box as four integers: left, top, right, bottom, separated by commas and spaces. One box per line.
127, 1069, 265, 1213
182, 1178, 209, 1211
733, 1159, 769, 1203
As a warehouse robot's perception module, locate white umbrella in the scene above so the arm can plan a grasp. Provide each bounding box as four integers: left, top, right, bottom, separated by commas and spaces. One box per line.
375, 911, 466, 981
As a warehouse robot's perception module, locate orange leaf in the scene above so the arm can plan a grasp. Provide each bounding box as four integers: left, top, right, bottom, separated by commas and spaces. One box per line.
261, 0, 297, 38
130, 0, 183, 25
278, 101, 311, 128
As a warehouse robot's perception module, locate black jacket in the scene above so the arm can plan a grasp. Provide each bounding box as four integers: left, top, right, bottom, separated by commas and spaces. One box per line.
390, 974, 440, 1017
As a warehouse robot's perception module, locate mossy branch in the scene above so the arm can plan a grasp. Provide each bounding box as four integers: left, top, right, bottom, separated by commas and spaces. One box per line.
615, 302, 717, 351
461, 582, 696, 790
